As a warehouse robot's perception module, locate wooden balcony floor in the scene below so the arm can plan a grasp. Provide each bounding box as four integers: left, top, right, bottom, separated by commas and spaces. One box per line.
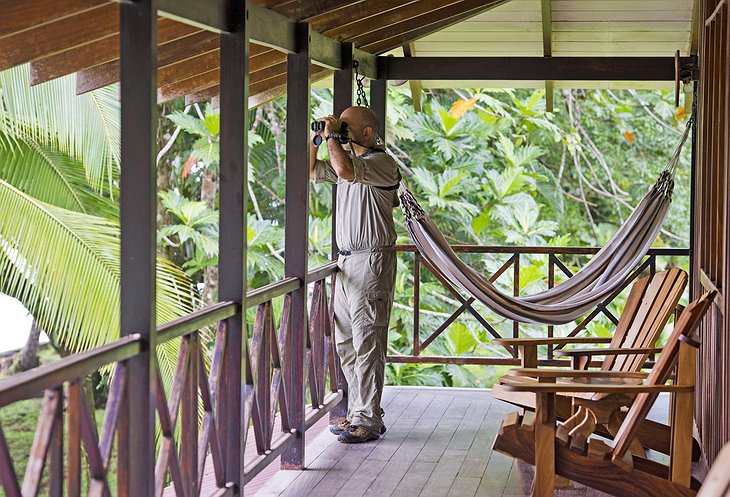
244, 386, 659, 497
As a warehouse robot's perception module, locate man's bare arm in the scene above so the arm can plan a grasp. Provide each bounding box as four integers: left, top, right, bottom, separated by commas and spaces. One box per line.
326, 140, 355, 181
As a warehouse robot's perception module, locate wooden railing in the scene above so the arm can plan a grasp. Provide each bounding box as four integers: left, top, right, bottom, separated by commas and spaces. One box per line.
388, 245, 689, 367
0, 247, 690, 496
0, 263, 339, 497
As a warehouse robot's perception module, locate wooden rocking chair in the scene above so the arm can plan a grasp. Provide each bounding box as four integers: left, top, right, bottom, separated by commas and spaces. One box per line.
491, 267, 695, 458
492, 290, 714, 497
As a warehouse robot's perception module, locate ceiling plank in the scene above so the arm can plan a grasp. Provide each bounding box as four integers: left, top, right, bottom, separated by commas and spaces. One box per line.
0, 0, 105, 36
180, 66, 331, 105
324, 0, 466, 42
264, 0, 366, 21
0, 3, 118, 72
360, 0, 510, 54
31, 19, 201, 86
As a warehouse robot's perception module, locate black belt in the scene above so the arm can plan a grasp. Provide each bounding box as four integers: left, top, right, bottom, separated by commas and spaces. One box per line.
339, 247, 395, 256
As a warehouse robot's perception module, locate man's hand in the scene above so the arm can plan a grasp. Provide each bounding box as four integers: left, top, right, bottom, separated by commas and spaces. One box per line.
321, 115, 341, 136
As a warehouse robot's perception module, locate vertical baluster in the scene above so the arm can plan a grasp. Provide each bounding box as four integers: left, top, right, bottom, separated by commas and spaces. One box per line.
67, 380, 82, 497
182, 333, 199, 497
49, 387, 63, 497
548, 255, 555, 361
0, 423, 21, 497
513, 254, 520, 344
414, 252, 421, 356
262, 304, 272, 449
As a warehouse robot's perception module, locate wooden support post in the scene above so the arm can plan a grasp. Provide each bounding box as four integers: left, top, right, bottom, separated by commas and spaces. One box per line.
282, 21, 311, 470
119, 1, 157, 495
532, 380, 556, 497
670, 341, 697, 486
370, 78, 387, 145
329, 41, 352, 425
218, 4, 248, 487
519, 345, 538, 369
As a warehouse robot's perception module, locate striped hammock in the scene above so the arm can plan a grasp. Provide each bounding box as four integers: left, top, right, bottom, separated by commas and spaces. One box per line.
399, 119, 692, 325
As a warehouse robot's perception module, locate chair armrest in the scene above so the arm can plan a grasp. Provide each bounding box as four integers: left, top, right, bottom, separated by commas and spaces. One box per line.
492, 337, 612, 347
554, 347, 663, 358
498, 379, 694, 394
506, 368, 648, 379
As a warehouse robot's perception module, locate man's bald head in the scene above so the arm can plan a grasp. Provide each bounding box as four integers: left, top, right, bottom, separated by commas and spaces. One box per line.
340, 106, 380, 146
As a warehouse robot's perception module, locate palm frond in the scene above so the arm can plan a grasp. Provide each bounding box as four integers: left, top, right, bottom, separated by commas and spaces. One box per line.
0, 177, 196, 354
0, 66, 120, 195
0, 130, 118, 216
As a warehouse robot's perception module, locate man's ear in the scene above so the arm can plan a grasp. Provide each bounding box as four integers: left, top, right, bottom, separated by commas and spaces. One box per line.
363, 125, 373, 139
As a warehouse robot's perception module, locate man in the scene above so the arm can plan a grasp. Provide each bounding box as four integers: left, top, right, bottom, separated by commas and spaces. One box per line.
309, 106, 400, 443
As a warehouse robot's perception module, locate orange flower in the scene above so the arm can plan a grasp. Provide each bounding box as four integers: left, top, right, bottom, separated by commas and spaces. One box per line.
449, 98, 476, 118
182, 155, 198, 179
622, 130, 635, 144
676, 106, 688, 120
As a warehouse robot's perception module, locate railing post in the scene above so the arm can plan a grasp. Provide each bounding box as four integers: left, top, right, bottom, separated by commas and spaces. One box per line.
414, 252, 421, 356
282, 21, 311, 470
329, 41, 353, 425
119, 0, 157, 495
219, 3, 248, 488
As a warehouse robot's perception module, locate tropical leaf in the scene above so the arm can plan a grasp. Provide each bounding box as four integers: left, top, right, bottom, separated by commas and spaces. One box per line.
0, 66, 120, 194
0, 179, 197, 390
0, 131, 117, 217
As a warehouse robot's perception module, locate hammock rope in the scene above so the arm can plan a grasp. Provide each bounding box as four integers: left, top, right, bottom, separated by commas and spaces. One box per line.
399, 116, 693, 325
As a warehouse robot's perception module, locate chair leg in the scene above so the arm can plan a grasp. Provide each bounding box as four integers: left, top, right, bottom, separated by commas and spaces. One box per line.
532, 391, 556, 497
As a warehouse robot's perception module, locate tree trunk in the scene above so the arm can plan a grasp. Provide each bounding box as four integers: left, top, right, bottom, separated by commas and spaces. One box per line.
12, 319, 42, 373
201, 166, 219, 306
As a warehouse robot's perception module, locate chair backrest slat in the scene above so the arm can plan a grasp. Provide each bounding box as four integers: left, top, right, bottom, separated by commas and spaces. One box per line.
607, 268, 687, 372
611, 291, 714, 459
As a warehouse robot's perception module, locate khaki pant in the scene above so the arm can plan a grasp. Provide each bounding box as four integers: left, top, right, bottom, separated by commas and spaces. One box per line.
335, 248, 396, 435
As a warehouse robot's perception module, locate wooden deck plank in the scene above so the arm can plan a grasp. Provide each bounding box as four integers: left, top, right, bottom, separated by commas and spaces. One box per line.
390, 461, 437, 496
447, 476, 481, 497
459, 401, 513, 478
235, 387, 647, 496
416, 397, 471, 462
448, 398, 492, 451
418, 448, 468, 497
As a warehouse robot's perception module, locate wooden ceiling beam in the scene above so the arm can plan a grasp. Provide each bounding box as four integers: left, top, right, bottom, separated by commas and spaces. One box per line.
381, 56, 697, 82
157, 0, 235, 33
30, 18, 201, 86
0, 0, 105, 37
0, 3, 118, 72
359, 0, 509, 54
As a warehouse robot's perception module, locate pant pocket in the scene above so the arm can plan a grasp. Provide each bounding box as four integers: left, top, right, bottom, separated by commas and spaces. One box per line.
366, 290, 391, 327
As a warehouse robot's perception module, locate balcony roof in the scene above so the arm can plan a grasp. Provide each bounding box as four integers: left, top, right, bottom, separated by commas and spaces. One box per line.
1, 0, 699, 107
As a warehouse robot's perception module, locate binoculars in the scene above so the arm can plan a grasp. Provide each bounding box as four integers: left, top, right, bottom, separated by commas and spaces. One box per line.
311, 120, 349, 147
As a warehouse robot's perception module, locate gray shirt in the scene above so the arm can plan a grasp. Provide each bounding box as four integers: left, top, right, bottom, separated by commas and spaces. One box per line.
314, 145, 401, 251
